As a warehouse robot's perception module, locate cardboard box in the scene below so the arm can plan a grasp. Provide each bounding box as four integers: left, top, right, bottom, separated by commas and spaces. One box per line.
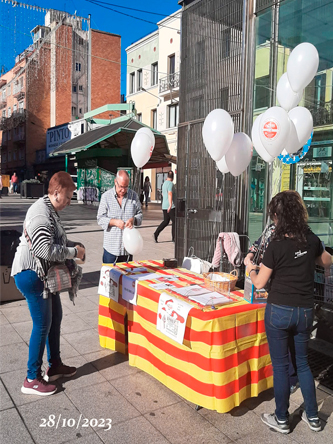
243, 275, 268, 304
0, 266, 24, 302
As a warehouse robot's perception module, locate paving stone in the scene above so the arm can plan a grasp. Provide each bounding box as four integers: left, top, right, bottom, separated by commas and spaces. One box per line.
0, 407, 34, 444
82, 349, 141, 381
18, 391, 93, 444
0, 378, 14, 410
60, 312, 92, 334
52, 354, 107, 393
0, 323, 24, 347
66, 381, 141, 426
62, 328, 102, 355
11, 320, 32, 342
0, 304, 31, 323
0, 313, 9, 325
96, 415, 170, 444
111, 371, 182, 414
143, 402, 232, 444
76, 309, 99, 328
0, 342, 28, 374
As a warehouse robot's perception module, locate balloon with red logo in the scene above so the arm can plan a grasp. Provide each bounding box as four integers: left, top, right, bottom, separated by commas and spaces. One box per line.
251, 114, 275, 163
259, 106, 290, 157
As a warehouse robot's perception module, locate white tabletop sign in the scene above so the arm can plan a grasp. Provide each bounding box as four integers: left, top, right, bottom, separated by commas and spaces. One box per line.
98, 266, 121, 302
156, 293, 192, 345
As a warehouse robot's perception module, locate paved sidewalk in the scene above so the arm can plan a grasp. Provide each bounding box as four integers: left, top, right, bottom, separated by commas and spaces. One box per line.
1, 195, 332, 443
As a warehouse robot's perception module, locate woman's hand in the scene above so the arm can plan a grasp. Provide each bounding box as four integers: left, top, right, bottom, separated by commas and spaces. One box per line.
75, 245, 85, 260
246, 262, 257, 276
125, 217, 134, 229
244, 253, 254, 266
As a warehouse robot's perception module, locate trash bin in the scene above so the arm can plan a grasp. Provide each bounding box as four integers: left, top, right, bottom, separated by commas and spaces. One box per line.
0, 230, 24, 302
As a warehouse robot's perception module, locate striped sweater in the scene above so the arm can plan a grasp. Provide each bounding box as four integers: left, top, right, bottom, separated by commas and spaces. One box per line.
11, 195, 77, 277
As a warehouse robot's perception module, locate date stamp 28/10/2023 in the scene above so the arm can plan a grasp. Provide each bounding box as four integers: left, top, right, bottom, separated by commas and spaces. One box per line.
40, 414, 112, 431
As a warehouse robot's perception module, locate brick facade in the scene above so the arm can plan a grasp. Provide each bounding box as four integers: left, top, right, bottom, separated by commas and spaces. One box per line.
0, 21, 121, 179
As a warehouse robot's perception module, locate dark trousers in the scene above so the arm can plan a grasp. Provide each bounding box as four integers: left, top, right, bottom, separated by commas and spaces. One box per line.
155, 208, 175, 241
103, 249, 133, 264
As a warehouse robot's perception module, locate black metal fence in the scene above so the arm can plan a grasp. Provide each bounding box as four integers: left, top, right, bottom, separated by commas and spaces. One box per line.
176, 0, 252, 265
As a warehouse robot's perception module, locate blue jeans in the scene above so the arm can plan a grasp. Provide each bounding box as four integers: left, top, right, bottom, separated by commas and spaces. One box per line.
14, 270, 62, 380
103, 249, 132, 264
265, 303, 317, 421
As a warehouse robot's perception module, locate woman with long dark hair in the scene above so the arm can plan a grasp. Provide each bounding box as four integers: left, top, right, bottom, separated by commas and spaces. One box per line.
246, 190, 332, 434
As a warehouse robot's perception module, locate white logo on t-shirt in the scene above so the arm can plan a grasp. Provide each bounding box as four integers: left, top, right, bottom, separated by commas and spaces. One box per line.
295, 250, 307, 259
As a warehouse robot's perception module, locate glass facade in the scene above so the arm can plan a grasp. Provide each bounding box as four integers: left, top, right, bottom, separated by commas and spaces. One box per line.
249, 0, 333, 246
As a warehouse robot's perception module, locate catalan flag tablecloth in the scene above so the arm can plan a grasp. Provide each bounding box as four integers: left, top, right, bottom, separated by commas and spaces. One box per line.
98, 260, 273, 413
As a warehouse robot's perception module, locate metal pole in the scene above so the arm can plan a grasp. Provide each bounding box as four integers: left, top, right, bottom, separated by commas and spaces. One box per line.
88, 14, 92, 112
263, 1, 279, 229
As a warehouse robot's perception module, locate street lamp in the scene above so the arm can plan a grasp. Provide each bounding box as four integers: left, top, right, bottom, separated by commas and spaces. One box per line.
140, 87, 162, 106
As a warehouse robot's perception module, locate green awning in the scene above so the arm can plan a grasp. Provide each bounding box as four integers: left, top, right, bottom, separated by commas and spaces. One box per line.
49, 118, 172, 166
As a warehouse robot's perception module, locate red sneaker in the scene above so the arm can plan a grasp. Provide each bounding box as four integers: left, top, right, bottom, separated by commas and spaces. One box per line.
45, 363, 77, 382
21, 377, 57, 396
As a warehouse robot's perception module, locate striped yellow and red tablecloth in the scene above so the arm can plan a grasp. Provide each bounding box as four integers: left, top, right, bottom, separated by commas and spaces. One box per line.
98, 260, 273, 413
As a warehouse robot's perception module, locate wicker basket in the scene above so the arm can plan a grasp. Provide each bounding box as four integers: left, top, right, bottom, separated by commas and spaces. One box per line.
203, 270, 238, 292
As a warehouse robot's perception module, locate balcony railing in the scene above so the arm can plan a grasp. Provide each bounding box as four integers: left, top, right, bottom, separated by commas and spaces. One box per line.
308, 101, 333, 127
0, 99, 6, 110
159, 71, 180, 94
0, 109, 26, 131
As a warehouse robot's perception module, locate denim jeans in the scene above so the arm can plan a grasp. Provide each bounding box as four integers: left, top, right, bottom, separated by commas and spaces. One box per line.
103, 249, 132, 264
14, 270, 62, 380
265, 303, 317, 421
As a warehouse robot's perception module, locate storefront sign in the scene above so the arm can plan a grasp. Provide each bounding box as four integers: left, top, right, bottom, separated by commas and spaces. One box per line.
313, 146, 332, 158
46, 124, 71, 157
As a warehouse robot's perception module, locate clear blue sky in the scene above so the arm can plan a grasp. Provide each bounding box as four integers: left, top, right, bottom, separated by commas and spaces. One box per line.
0, 0, 180, 95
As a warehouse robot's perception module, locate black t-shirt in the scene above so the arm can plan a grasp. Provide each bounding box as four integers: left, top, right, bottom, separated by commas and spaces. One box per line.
262, 232, 323, 307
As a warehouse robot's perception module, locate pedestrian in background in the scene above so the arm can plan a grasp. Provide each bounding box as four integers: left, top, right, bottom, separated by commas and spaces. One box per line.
97, 170, 142, 264
11, 172, 19, 194
11, 172, 85, 396
246, 190, 332, 435
154, 171, 175, 243
143, 176, 152, 208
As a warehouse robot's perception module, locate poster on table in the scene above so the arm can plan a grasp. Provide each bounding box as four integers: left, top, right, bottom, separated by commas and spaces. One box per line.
156, 293, 192, 345
98, 266, 121, 302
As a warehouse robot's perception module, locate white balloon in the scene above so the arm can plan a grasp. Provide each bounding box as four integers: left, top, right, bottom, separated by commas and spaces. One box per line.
136, 127, 155, 152
216, 156, 229, 174
202, 109, 234, 161
288, 106, 313, 147
251, 115, 275, 163
287, 43, 319, 93
131, 133, 152, 168
123, 227, 144, 256
284, 119, 303, 155
259, 106, 290, 157
277, 73, 303, 111
225, 132, 253, 177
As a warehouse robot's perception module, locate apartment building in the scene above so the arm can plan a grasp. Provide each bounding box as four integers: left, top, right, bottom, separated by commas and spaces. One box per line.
126, 10, 181, 201
0, 9, 121, 179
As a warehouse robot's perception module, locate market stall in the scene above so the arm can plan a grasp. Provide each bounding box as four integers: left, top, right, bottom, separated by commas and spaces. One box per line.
98, 260, 272, 413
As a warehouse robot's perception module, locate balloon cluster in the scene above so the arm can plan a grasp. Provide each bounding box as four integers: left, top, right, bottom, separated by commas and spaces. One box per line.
131, 127, 155, 168
252, 42, 318, 163
202, 42, 319, 175
202, 109, 253, 176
